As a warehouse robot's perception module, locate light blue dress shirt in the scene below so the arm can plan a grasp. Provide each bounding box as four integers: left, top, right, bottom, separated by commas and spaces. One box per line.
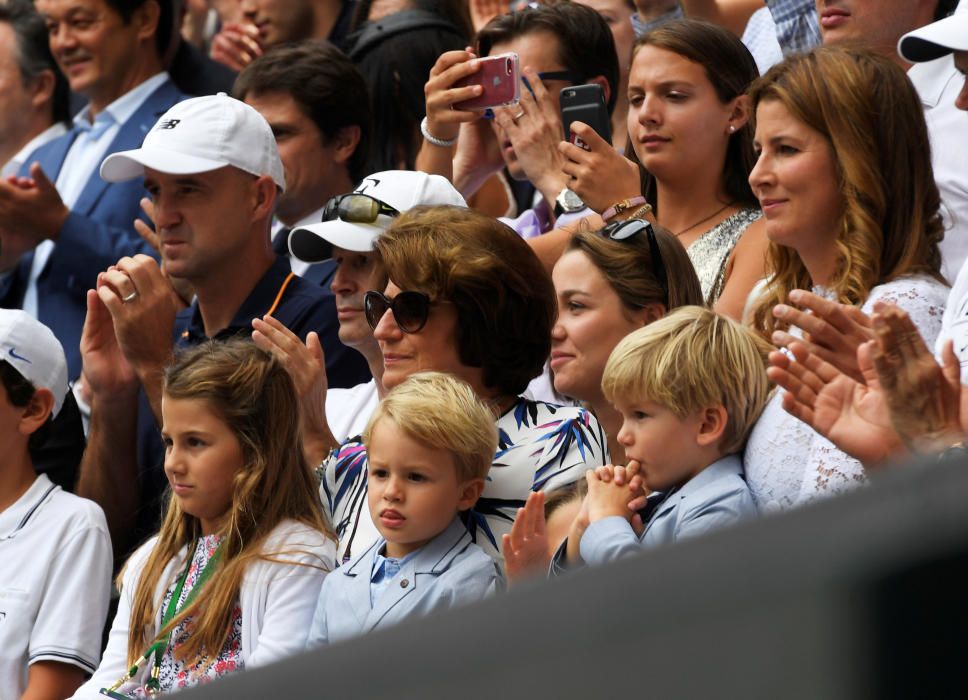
22, 72, 169, 317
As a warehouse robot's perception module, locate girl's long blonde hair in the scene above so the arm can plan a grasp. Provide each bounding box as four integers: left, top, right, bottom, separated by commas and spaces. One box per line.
748, 48, 945, 338
123, 339, 332, 666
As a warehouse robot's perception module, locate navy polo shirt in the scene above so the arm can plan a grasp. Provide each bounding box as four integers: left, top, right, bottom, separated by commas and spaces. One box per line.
132, 255, 370, 542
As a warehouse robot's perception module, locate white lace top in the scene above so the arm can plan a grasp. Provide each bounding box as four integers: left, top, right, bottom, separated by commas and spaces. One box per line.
744, 275, 949, 513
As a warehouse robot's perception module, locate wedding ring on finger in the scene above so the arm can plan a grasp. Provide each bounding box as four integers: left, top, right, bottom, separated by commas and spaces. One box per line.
122, 291, 139, 303
512, 109, 526, 122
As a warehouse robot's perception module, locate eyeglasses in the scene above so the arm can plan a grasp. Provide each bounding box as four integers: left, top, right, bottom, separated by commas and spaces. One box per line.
364, 290, 433, 333
600, 218, 669, 306
322, 193, 400, 224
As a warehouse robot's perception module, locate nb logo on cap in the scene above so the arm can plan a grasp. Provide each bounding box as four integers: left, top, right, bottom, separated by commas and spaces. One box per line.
157, 119, 181, 130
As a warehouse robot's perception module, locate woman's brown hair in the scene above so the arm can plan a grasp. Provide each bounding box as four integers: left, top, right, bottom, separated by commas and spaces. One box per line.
627, 19, 760, 213
748, 48, 945, 338
376, 206, 556, 397
566, 225, 704, 314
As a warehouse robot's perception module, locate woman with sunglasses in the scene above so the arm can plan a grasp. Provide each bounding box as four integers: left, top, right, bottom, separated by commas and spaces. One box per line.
551, 219, 703, 462
321, 205, 608, 566
561, 19, 768, 321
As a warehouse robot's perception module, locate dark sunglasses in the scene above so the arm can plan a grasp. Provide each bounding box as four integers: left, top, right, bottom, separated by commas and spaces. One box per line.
322, 193, 400, 224
364, 290, 433, 333
600, 218, 669, 307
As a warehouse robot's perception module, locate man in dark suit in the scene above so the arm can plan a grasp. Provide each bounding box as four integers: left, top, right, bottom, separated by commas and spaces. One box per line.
0, 0, 184, 379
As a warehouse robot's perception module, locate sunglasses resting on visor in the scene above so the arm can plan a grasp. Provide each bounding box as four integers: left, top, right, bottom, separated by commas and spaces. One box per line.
322, 193, 401, 224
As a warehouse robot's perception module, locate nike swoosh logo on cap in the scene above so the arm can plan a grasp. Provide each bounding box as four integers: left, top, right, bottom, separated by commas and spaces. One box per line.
8, 347, 31, 363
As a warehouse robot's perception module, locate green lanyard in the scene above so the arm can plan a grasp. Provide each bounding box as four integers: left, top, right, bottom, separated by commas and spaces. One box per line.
100, 541, 223, 699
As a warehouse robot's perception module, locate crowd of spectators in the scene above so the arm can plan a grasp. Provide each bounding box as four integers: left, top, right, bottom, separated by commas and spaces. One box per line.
1, 0, 967, 696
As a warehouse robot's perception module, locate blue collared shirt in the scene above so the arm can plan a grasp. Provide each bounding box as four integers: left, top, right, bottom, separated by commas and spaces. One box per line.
22, 72, 170, 318
369, 549, 419, 606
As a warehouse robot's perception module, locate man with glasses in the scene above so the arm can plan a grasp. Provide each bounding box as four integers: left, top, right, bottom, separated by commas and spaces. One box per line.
420, 3, 619, 238
75, 94, 364, 555
253, 170, 466, 452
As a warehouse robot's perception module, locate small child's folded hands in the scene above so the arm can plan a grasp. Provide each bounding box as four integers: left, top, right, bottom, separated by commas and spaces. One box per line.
585, 461, 648, 523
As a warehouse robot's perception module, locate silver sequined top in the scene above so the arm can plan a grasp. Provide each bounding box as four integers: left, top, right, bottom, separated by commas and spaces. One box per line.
685, 207, 762, 306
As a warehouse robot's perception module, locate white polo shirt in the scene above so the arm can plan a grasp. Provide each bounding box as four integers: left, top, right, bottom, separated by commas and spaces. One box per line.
325, 379, 379, 444
909, 54, 968, 283
0, 474, 112, 699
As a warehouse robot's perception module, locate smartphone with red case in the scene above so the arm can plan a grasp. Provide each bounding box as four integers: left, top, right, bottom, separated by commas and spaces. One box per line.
560, 84, 612, 150
453, 53, 521, 111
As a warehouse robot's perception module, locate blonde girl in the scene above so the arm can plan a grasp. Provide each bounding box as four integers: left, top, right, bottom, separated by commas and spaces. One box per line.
73, 340, 335, 698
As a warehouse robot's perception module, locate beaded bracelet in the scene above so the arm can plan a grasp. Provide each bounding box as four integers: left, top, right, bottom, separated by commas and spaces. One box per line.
624, 203, 653, 221
420, 116, 458, 147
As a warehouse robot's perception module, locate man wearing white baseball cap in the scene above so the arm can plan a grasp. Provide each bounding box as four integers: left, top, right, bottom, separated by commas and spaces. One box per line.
78, 93, 364, 553
817, 0, 967, 281
254, 170, 466, 452
899, 6, 968, 388
0, 309, 111, 700
899, 5, 968, 109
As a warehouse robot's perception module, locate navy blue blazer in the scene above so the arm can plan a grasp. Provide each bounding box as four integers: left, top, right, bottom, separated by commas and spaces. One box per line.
307, 518, 503, 647
0, 79, 185, 378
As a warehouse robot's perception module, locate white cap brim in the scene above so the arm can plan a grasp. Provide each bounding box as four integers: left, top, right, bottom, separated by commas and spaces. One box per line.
101, 147, 230, 182
289, 219, 386, 263
899, 12, 968, 62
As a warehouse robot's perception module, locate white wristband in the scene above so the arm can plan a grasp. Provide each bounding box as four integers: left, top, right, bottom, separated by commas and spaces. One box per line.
420, 116, 458, 147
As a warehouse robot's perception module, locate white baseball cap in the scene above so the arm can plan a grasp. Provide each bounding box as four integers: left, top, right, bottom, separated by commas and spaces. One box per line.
0, 310, 68, 418
100, 93, 286, 190
899, 7, 968, 63
289, 170, 466, 263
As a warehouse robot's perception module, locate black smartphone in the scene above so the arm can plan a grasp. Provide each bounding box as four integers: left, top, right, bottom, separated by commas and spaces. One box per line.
560, 84, 611, 150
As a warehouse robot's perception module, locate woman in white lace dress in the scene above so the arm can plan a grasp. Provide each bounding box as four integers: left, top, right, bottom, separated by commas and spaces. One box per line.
744, 48, 948, 512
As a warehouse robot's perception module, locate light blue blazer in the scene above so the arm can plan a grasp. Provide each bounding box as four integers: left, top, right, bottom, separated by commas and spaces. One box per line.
579, 453, 758, 566
307, 518, 503, 647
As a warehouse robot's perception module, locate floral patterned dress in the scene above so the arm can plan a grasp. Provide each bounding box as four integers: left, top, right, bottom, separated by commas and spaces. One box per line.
130, 534, 243, 695
320, 397, 609, 565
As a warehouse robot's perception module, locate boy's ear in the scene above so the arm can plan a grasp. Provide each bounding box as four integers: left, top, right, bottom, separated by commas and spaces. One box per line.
695, 404, 728, 448
457, 478, 486, 511
19, 388, 55, 436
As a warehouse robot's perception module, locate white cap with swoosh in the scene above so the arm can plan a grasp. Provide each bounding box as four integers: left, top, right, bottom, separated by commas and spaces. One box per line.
0, 310, 68, 417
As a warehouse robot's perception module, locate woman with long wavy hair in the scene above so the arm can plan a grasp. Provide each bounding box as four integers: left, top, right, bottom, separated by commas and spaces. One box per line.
744, 48, 948, 512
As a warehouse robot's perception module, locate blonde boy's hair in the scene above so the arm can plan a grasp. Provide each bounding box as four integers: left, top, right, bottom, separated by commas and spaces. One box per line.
602, 306, 772, 455
364, 372, 499, 482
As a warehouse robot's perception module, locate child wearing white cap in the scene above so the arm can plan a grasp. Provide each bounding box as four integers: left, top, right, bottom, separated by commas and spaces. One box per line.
0, 310, 112, 700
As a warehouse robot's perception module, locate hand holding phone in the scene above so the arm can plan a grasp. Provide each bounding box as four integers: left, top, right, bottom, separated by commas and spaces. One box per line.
560, 84, 611, 150
453, 53, 521, 111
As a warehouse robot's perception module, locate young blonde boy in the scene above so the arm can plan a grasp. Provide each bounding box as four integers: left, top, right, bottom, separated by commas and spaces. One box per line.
307, 372, 503, 646
564, 306, 771, 568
